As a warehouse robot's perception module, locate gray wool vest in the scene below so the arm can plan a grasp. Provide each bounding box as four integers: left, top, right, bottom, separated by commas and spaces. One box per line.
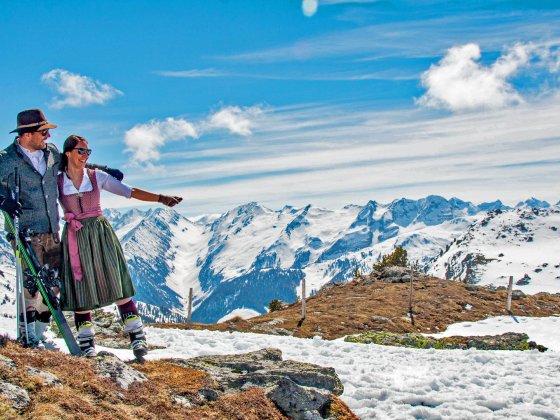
0, 140, 61, 234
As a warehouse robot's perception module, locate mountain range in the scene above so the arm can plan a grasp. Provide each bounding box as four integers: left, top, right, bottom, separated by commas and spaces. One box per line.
0, 196, 558, 324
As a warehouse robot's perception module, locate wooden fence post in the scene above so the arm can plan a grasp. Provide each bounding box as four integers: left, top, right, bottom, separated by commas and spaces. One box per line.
409, 264, 415, 325
301, 278, 306, 320
506, 276, 513, 312
187, 288, 193, 329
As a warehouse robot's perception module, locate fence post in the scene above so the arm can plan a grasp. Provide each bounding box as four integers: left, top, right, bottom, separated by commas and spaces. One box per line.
301, 278, 306, 320
506, 276, 513, 312
187, 287, 193, 329
409, 264, 415, 325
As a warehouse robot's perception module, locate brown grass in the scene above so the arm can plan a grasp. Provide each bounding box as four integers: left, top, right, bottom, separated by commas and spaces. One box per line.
155, 277, 560, 340
0, 341, 291, 419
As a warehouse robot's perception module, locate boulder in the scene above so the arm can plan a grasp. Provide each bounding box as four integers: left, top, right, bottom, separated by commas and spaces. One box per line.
0, 354, 16, 370
26, 367, 63, 388
95, 351, 147, 390
0, 380, 30, 410
174, 348, 343, 419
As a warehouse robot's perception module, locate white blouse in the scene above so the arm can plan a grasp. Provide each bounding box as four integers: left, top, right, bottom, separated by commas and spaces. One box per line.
61, 169, 133, 198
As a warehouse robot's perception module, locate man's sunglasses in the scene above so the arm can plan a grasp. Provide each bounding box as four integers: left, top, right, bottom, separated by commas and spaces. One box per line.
38, 129, 49, 136
74, 148, 92, 156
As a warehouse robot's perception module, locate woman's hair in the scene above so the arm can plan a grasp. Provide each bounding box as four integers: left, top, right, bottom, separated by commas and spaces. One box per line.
60, 134, 88, 171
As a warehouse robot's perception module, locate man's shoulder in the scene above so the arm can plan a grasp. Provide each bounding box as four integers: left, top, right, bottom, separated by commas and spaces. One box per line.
0, 142, 16, 161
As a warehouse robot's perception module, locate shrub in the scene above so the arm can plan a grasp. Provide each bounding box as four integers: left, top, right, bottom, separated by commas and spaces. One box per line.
373, 247, 408, 271
268, 299, 285, 313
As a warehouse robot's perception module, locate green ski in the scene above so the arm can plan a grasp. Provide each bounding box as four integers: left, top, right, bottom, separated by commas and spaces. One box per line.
2, 210, 81, 356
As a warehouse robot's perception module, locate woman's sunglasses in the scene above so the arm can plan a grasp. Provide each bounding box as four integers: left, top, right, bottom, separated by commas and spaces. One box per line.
74, 148, 92, 156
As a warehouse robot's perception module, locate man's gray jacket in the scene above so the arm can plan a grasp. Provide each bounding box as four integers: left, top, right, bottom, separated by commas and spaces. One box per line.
0, 140, 61, 234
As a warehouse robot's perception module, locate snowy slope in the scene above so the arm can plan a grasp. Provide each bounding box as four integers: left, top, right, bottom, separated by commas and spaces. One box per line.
429, 206, 560, 293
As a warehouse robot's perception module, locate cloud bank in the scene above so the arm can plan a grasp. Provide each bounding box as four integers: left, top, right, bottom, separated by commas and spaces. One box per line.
41, 69, 123, 109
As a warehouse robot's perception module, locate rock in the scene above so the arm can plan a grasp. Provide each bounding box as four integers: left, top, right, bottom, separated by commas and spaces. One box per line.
95, 351, 147, 390
0, 380, 30, 410
175, 348, 344, 419
371, 316, 391, 324
516, 274, 531, 286
512, 290, 526, 300
173, 395, 193, 408
26, 367, 63, 388
362, 266, 418, 284
0, 354, 16, 370
251, 325, 293, 336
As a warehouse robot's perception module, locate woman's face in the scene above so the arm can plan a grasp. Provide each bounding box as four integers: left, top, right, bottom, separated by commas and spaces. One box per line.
65, 140, 90, 169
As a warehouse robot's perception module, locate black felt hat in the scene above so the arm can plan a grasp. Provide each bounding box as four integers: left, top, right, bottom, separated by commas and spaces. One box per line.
9, 109, 57, 133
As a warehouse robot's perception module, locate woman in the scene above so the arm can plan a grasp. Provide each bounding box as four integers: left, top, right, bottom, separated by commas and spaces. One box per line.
58, 135, 182, 358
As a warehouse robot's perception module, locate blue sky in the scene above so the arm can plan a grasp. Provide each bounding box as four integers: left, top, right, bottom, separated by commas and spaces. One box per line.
1, 0, 559, 215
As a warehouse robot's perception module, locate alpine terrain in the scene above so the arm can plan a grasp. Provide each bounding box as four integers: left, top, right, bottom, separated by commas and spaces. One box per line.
0, 196, 558, 324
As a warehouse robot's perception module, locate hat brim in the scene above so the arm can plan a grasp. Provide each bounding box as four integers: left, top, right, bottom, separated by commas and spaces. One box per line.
9, 122, 57, 133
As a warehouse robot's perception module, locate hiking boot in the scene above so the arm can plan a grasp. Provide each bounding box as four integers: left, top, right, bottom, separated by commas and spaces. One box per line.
19, 321, 44, 350
35, 320, 61, 351
123, 314, 148, 359
77, 321, 96, 357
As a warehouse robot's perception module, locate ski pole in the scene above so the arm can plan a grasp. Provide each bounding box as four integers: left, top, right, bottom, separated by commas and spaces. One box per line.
13, 169, 29, 345
15, 251, 21, 340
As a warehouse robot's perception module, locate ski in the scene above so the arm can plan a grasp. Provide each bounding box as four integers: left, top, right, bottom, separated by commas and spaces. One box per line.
2, 210, 81, 356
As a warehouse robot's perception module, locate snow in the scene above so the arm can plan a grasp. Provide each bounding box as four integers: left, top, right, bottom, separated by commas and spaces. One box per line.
143, 318, 560, 419
3, 316, 558, 419
217, 308, 261, 323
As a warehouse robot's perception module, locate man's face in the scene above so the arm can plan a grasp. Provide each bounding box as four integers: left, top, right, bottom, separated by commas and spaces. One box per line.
20, 129, 50, 151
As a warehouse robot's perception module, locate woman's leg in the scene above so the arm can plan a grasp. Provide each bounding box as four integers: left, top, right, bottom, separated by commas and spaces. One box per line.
74, 310, 96, 357
115, 298, 148, 358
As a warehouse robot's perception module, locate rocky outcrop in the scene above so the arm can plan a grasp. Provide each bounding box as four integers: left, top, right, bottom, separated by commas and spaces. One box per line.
361, 266, 424, 284
173, 348, 344, 420
346, 331, 548, 352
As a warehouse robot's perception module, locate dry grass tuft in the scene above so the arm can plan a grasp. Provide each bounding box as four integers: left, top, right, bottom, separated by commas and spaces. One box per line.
134, 360, 209, 394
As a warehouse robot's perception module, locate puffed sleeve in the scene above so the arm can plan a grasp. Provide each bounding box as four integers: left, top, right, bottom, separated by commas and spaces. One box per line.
95, 170, 133, 198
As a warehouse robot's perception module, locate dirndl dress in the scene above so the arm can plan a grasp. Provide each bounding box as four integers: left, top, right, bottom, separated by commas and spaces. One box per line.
58, 169, 136, 311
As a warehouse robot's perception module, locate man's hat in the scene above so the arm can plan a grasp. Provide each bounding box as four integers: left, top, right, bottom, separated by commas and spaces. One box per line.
9, 109, 57, 133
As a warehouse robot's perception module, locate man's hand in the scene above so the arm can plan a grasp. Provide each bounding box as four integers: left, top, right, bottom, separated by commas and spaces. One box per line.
0, 196, 22, 218
104, 167, 124, 181
86, 164, 124, 181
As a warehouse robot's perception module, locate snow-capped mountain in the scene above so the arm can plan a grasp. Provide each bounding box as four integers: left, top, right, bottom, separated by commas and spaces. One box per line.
429, 206, 560, 293
0, 196, 557, 324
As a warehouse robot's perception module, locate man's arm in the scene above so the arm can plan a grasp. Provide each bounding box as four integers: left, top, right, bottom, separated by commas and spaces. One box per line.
86, 163, 124, 181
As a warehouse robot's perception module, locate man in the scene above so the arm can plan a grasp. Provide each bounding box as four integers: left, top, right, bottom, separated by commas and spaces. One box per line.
0, 109, 122, 348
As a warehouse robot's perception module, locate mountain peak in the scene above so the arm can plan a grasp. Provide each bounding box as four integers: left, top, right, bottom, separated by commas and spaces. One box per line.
515, 198, 551, 209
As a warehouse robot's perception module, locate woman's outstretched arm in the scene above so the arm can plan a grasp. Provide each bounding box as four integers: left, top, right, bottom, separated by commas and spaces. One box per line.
131, 188, 183, 207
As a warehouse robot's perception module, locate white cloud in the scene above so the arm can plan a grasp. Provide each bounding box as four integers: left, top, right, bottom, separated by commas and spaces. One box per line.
123, 106, 263, 168
157, 68, 227, 78
41, 69, 123, 109
111, 96, 560, 216
124, 118, 198, 166
205, 106, 263, 136
302, 0, 318, 17
417, 43, 532, 112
